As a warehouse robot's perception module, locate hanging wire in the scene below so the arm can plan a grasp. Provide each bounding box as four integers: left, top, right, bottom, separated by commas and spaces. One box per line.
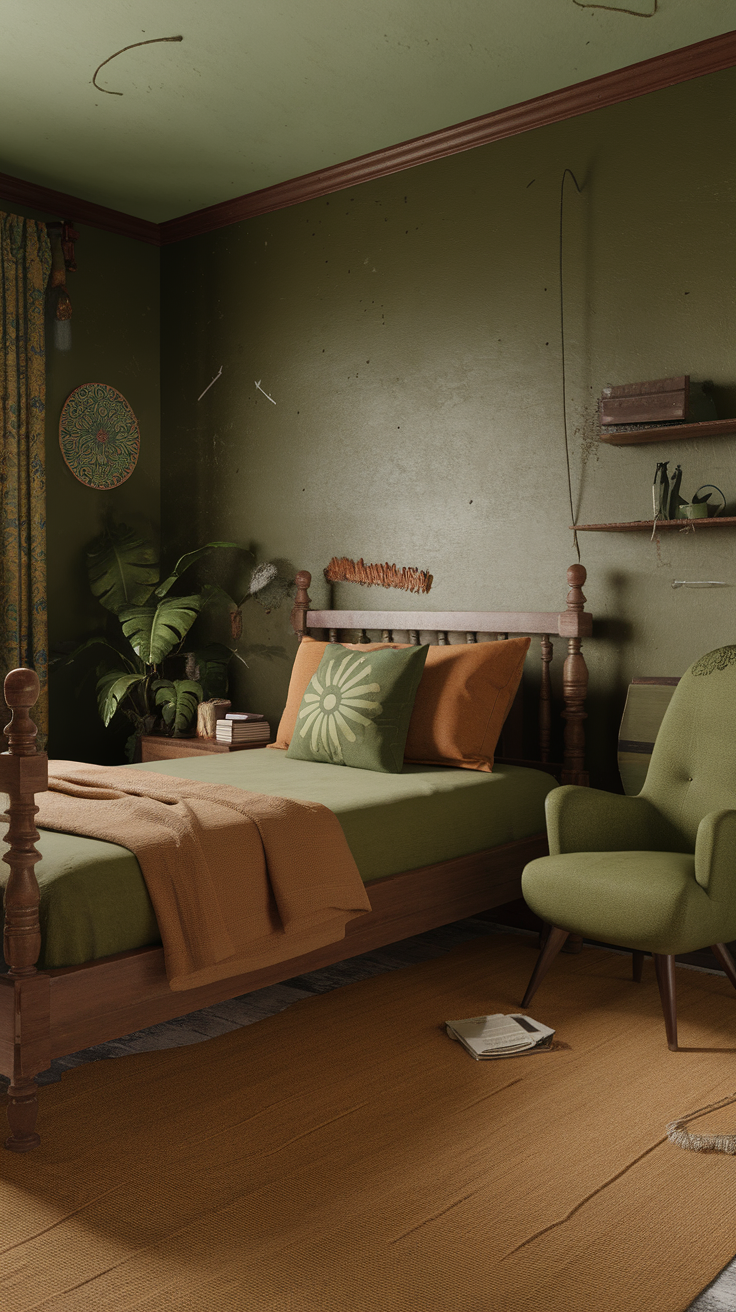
572, 0, 657, 14
559, 169, 584, 563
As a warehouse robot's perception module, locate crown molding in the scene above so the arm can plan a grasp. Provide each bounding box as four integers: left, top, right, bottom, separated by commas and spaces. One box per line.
0, 171, 161, 245
2, 29, 735, 248
159, 29, 736, 244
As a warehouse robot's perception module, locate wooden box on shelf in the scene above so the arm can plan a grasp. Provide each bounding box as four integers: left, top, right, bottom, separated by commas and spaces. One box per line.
139, 734, 270, 763
598, 375, 736, 446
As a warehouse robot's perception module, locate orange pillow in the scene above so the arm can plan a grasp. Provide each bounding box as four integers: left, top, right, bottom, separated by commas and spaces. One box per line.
271, 635, 530, 772
403, 637, 530, 772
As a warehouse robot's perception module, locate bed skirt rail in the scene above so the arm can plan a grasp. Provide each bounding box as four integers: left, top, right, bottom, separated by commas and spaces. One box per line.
42, 833, 547, 1063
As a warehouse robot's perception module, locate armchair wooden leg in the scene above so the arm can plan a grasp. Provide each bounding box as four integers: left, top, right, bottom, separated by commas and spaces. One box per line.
711, 943, 736, 993
562, 933, 584, 955
653, 953, 678, 1050
522, 926, 569, 1008
632, 950, 645, 983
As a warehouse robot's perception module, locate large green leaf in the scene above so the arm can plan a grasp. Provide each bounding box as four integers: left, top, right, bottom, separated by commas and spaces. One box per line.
153, 679, 203, 736
119, 595, 202, 666
192, 643, 233, 700
155, 542, 246, 599
87, 522, 159, 614
96, 671, 148, 728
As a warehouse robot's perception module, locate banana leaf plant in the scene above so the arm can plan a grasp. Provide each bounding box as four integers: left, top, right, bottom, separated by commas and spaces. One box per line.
68, 520, 291, 757
153, 679, 204, 736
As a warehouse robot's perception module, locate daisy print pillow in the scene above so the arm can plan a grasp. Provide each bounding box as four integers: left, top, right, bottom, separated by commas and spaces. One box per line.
286, 643, 428, 773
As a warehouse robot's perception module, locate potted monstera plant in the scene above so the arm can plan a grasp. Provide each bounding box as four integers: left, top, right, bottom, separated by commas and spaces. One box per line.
70, 520, 289, 758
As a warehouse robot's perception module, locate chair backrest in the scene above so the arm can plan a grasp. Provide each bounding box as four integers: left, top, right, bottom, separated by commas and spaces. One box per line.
642, 646, 736, 851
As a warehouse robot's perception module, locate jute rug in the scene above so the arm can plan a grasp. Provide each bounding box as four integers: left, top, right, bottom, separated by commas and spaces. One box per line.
3, 932, 736, 1312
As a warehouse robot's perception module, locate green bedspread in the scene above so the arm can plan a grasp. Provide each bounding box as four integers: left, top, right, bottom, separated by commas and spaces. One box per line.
5, 752, 556, 969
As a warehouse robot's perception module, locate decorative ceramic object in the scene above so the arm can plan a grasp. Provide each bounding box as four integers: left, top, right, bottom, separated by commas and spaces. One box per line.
678, 484, 727, 520
652, 461, 670, 519
59, 383, 140, 489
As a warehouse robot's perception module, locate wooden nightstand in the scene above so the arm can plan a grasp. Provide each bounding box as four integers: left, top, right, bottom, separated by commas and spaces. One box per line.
139, 735, 271, 763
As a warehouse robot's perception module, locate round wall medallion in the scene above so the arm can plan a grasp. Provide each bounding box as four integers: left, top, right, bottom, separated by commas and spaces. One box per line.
59, 383, 140, 490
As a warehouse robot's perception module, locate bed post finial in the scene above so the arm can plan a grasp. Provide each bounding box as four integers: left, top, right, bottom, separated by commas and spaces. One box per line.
1, 668, 49, 1152
565, 563, 587, 612
290, 571, 312, 643
4, 668, 41, 756
561, 564, 590, 787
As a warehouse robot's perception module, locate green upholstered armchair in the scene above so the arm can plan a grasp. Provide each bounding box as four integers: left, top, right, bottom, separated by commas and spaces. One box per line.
521, 645, 736, 1050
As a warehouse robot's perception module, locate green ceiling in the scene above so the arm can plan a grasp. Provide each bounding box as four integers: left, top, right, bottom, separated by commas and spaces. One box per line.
2, 0, 735, 222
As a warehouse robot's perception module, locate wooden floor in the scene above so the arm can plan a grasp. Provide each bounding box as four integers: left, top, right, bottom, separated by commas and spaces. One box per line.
2, 917, 733, 1309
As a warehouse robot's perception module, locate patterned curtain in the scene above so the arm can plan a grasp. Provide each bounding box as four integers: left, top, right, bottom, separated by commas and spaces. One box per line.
0, 213, 52, 737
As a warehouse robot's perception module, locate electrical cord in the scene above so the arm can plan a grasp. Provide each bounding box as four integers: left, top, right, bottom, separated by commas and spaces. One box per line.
559, 169, 584, 563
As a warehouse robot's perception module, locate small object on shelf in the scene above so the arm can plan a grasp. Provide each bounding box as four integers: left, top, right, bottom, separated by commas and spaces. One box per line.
225, 711, 265, 721
650, 466, 724, 522
599, 376, 727, 445
678, 483, 727, 520
601, 376, 690, 428
682, 501, 708, 520
667, 464, 684, 519
652, 461, 670, 520
196, 698, 231, 738
600, 376, 717, 433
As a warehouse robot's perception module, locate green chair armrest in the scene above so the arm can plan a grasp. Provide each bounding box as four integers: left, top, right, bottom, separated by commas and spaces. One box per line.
695, 810, 736, 910
545, 785, 677, 856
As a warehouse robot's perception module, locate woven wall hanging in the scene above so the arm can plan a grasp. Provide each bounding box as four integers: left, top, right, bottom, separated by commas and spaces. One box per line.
324, 557, 433, 594
59, 383, 140, 489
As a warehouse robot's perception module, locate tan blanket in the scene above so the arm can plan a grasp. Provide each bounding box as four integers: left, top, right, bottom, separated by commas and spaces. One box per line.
35, 763, 371, 990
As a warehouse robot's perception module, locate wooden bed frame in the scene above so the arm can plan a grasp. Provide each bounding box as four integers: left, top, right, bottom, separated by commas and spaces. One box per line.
0, 564, 592, 1151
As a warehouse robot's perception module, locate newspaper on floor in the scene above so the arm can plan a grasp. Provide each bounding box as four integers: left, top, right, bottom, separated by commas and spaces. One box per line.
446, 1013, 555, 1060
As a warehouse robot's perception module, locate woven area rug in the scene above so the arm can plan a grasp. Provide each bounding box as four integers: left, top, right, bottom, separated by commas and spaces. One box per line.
3, 932, 736, 1312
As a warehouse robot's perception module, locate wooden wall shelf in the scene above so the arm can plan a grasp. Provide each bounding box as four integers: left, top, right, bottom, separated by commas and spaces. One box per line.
574, 517, 736, 533
599, 418, 736, 446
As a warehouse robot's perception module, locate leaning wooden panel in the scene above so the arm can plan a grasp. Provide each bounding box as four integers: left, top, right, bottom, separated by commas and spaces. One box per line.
47, 835, 546, 1058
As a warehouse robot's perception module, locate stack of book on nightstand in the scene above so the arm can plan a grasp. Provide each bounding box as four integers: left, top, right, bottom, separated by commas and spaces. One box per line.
215, 712, 270, 745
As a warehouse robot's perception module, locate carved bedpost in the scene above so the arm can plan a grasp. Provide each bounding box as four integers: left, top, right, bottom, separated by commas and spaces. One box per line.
290, 571, 312, 643
0, 669, 49, 1152
558, 564, 592, 787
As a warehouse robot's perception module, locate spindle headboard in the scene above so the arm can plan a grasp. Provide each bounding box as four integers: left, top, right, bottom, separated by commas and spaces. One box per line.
289, 563, 593, 786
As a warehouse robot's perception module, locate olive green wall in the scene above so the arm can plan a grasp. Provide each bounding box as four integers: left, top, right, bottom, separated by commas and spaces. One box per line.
0, 198, 160, 760
46, 225, 160, 761
160, 69, 736, 787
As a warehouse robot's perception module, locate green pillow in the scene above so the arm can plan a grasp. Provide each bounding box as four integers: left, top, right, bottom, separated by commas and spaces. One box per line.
286, 643, 428, 773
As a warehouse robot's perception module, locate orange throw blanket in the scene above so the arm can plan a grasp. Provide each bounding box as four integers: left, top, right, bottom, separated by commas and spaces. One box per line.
35, 763, 371, 991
